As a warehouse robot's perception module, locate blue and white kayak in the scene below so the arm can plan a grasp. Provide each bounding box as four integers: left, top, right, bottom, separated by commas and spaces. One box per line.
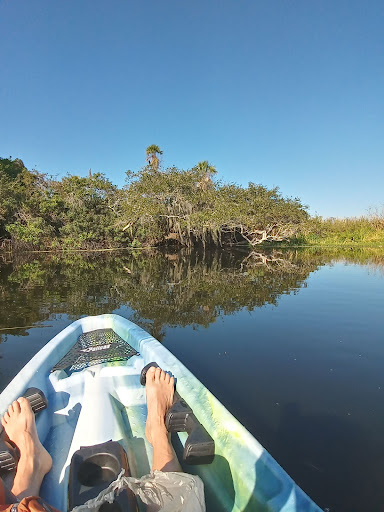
0, 314, 321, 511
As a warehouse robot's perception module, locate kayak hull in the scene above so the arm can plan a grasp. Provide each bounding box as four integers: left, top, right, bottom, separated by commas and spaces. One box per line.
0, 315, 321, 512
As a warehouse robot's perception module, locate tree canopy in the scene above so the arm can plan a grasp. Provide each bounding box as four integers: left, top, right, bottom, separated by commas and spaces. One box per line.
145, 144, 163, 171
0, 150, 308, 250
122, 165, 308, 248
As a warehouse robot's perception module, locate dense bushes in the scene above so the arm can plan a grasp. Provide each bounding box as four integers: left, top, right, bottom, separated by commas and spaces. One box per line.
121, 166, 308, 248
0, 156, 308, 250
1, 155, 383, 250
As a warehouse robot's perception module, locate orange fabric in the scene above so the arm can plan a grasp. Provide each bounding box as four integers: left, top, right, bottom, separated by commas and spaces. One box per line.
0, 481, 59, 512
9, 496, 59, 512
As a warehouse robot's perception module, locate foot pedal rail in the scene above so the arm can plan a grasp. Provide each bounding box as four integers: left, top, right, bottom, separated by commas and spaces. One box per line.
140, 362, 215, 465
0, 388, 48, 473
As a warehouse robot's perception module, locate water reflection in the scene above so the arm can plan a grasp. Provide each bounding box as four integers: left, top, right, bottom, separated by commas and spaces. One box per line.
1, 247, 384, 342
2, 247, 384, 511
0, 249, 309, 340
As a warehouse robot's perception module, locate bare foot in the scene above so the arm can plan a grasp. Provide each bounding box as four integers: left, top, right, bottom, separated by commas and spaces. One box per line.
144, 366, 181, 472
145, 366, 174, 445
1, 397, 52, 499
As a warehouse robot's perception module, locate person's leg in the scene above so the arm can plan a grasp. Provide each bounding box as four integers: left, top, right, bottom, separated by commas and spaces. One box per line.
145, 366, 182, 472
1, 397, 52, 500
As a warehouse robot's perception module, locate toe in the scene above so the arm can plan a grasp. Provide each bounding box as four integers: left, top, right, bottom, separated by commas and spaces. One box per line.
1, 416, 7, 427
12, 400, 21, 414
154, 367, 161, 382
165, 373, 170, 384
18, 397, 31, 413
146, 366, 156, 384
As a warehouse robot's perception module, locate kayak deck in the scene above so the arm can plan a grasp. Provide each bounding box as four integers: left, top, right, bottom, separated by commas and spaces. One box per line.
42, 358, 151, 510
0, 315, 322, 512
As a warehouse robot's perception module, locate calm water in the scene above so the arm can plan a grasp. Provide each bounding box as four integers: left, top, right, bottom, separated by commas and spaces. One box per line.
1, 247, 384, 511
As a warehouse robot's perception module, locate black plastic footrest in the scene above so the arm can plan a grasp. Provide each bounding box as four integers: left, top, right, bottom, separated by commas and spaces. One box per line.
140, 362, 215, 465
24, 387, 48, 413
140, 361, 160, 385
165, 397, 193, 431
166, 396, 215, 465
0, 387, 48, 474
0, 440, 17, 472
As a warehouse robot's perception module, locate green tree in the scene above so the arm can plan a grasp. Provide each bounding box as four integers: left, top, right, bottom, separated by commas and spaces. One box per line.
1, 163, 61, 248
0, 157, 26, 180
145, 145, 163, 171
122, 166, 307, 248
56, 173, 126, 249
1, 153, 309, 251
195, 160, 217, 191
0, 158, 28, 240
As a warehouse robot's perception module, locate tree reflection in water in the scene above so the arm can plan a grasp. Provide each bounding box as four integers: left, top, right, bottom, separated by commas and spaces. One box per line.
1, 247, 384, 342
0, 248, 310, 340
2, 247, 384, 511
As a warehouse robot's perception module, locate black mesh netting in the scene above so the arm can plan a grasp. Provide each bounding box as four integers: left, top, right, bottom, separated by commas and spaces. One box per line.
52, 328, 138, 372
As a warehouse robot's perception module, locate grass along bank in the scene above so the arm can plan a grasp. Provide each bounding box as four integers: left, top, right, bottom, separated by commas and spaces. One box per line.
288, 215, 384, 247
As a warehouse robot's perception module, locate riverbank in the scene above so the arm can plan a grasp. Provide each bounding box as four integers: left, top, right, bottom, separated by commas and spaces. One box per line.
2, 157, 384, 252
283, 215, 384, 247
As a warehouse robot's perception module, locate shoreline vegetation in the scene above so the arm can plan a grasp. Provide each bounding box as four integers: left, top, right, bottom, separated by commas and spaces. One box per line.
1, 149, 383, 252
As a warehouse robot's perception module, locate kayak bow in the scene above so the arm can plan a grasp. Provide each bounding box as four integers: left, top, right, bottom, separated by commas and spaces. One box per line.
0, 315, 321, 512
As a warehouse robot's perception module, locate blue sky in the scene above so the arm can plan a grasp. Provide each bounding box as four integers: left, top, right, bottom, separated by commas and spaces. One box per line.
0, 0, 383, 218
